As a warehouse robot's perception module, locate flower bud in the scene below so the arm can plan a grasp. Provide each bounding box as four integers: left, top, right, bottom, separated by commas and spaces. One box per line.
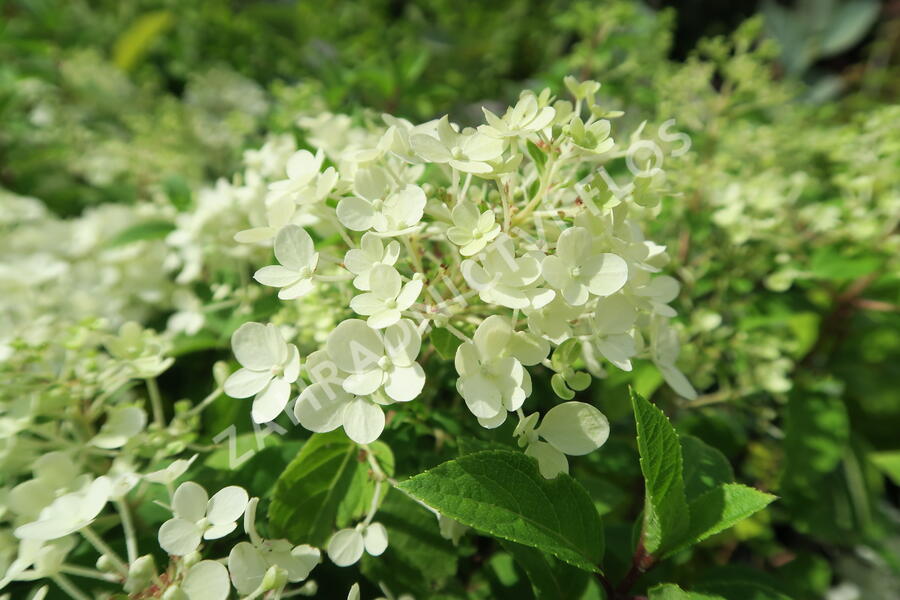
124, 554, 157, 593
262, 565, 288, 591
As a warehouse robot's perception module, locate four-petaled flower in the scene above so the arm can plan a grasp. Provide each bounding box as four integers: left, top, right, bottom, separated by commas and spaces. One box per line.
447, 202, 501, 256
349, 265, 422, 329
337, 166, 426, 233
515, 402, 610, 478
253, 225, 319, 299
158, 481, 249, 556
541, 226, 628, 305
224, 322, 301, 423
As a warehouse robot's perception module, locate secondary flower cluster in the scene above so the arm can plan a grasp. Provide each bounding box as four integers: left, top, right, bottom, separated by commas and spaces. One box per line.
227, 78, 697, 477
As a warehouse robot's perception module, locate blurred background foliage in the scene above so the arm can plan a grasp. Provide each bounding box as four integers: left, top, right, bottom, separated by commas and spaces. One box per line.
2, 0, 899, 598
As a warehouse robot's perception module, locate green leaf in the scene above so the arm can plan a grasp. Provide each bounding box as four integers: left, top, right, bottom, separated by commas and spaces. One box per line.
431, 327, 462, 360
668, 483, 775, 556
649, 583, 724, 599
680, 435, 734, 501
360, 490, 459, 596
113, 11, 174, 72
870, 451, 900, 486
526, 140, 547, 171
106, 220, 175, 247
695, 581, 792, 600
631, 390, 689, 555
820, 0, 879, 57
398, 450, 604, 572
500, 540, 590, 600
268, 431, 393, 546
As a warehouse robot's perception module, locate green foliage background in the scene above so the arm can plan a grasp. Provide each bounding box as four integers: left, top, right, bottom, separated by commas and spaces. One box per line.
2, 0, 898, 598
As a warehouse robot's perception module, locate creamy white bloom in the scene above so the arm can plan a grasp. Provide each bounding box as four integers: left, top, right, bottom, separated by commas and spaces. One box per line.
410, 116, 505, 174
447, 202, 501, 256
349, 265, 422, 329
481, 92, 556, 138
337, 166, 426, 233
326, 318, 425, 402
542, 227, 628, 306
454, 316, 549, 428
157, 482, 249, 555
224, 322, 301, 423
344, 233, 401, 291
293, 381, 386, 445
253, 225, 319, 299
461, 235, 553, 309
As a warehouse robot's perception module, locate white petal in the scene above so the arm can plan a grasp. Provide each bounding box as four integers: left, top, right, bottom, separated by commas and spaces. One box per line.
207, 486, 249, 526
252, 378, 291, 423
477, 411, 508, 429
586, 253, 628, 297
537, 402, 610, 456
279, 545, 321, 582
173, 482, 208, 522
396, 279, 423, 310
369, 264, 402, 299
232, 322, 278, 370
224, 368, 272, 399
382, 319, 421, 365
279, 277, 314, 300
384, 364, 425, 402
337, 197, 376, 232
286, 150, 319, 182
343, 369, 385, 396
353, 166, 390, 200
183, 560, 230, 600
228, 542, 267, 595
342, 398, 385, 444
473, 315, 512, 359
158, 518, 202, 556
294, 383, 352, 433
556, 227, 590, 266
91, 406, 147, 449
363, 522, 389, 556
254, 265, 300, 288
203, 521, 238, 540
593, 295, 637, 335
458, 374, 502, 418
274, 225, 315, 271
410, 134, 451, 162
327, 529, 365, 567
525, 441, 569, 478
326, 319, 384, 374
659, 364, 697, 400
367, 308, 401, 330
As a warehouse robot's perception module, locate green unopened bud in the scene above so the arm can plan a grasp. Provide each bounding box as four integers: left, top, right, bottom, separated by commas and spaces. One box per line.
297, 580, 318, 596
213, 361, 230, 387
124, 554, 157, 593
96, 555, 115, 572
262, 565, 288, 591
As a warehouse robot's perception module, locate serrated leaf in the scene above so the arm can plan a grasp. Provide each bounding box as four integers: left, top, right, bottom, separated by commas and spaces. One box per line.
106, 220, 175, 247
680, 435, 734, 501
431, 327, 462, 360
649, 583, 724, 599
500, 540, 590, 600
631, 390, 689, 555
398, 450, 604, 572
667, 483, 775, 556
268, 431, 393, 546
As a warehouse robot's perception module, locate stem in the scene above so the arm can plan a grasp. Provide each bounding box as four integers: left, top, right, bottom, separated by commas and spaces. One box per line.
60, 564, 120, 582
145, 377, 165, 427
185, 386, 224, 417
115, 499, 139, 563
81, 526, 128, 576
51, 573, 92, 600
615, 538, 654, 597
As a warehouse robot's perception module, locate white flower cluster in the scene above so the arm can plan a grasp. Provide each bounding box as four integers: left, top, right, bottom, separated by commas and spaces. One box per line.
227, 79, 697, 477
